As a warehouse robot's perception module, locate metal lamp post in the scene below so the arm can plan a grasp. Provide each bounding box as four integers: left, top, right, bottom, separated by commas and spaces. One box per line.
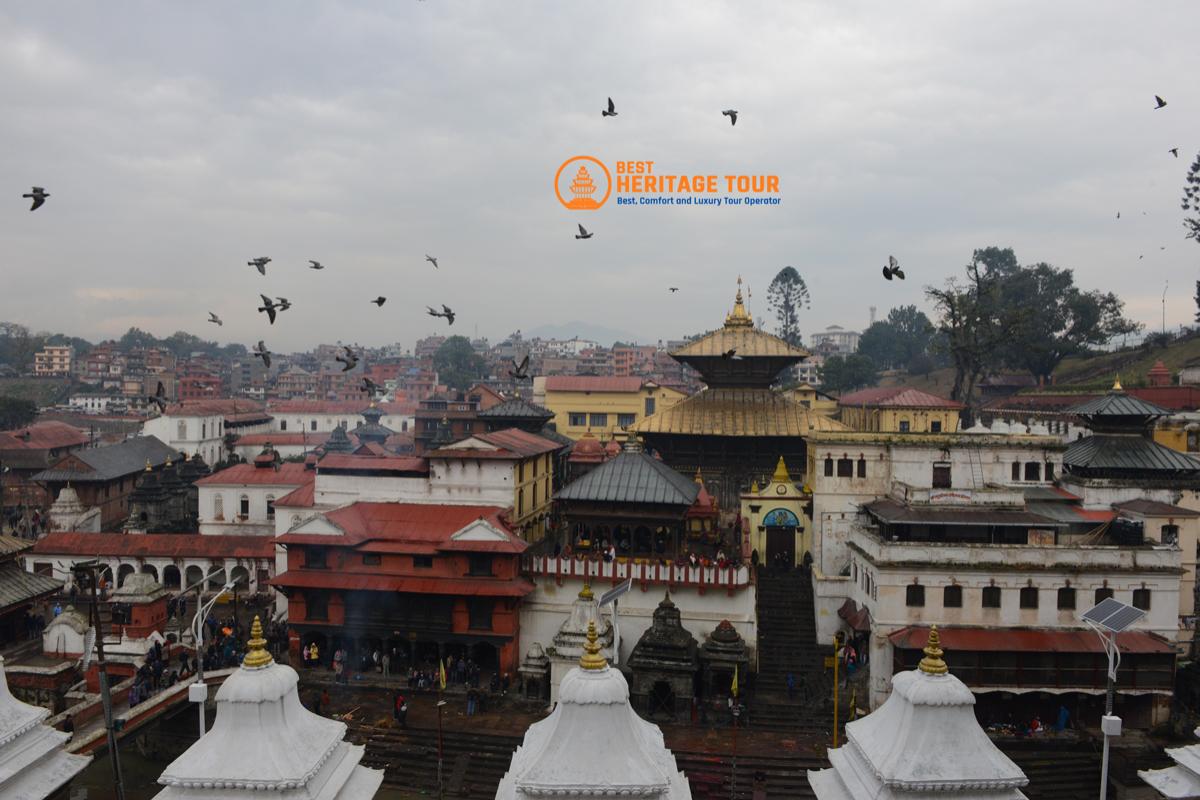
180, 567, 242, 738
1081, 597, 1146, 800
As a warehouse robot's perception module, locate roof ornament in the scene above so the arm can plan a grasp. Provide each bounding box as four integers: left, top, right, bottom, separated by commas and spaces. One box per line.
144, 459, 152, 472
772, 456, 790, 484
724, 275, 754, 329
694, 467, 703, 484
578, 582, 594, 601
1113, 375, 1123, 391
242, 615, 274, 669
918, 625, 948, 675
578, 620, 608, 670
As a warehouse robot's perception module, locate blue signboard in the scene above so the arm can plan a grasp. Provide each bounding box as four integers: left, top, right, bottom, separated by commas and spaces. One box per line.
763, 508, 800, 528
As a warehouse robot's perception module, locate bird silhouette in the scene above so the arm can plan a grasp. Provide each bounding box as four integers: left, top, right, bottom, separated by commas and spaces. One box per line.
1170, 148, 1180, 158
371, 297, 387, 307
669, 287, 679, 293
426, 255, 439, 269
575, 223, 593, 240
249, 257, 271, 276
253, 340, 272, 368
308, 260, 325, 270
147, 381, 168, 414
1116, 212, 1121, 219
721, 349, 737, 360
1155, 95, 1167, 109
509, 355, 530, 380
258, 294, 278, 324
362, 377, 382, 397
275, 297, 292, 312
22, 187, 48, 211
207, 312, 223, 327
602, 97, 617, 117
722, 110, 738, 126
882, 255, 905, 281
442, 304, 456, 325
336, 346, 359, 373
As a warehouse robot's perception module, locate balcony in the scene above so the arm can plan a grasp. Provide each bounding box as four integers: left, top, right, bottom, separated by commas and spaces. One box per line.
523, 554, 751, 592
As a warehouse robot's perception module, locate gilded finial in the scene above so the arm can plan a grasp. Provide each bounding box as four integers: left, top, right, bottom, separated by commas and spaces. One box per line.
579, 620, 607, 670
241, 615, 274, 669
144, 459, 152, 472
1113, 375, 1123, 391
724, 276, 754, 328
578, 582, 594, 601
750, 479, 760, 494
918, 625, 948, 675
772, 456, 791, 484
694, 467, 703, 485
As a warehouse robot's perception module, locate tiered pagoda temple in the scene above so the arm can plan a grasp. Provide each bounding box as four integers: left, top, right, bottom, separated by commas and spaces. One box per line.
633, 279, 846, 507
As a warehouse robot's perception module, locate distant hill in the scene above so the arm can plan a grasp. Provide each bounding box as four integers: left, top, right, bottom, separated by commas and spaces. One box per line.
525, 321, 643, 347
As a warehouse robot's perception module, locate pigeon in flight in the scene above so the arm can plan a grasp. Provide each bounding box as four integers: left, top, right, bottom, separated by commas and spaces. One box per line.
882, 255, 905, 281
249, 257, 271, 276
253, 340, 272, 368
258, 294, 278, 324
426, 305, 456, 325
308, 260, 325, 270
426, 255, 439, 269
575, 223, 593, 240
371, 297, 387, 307
336, 346, 359, 372
602, 97, 617, 117
275, 297, 292, 312
721, 349, 743, 361
362, 377, 383, 397
1170, 148, 1179, 158
22, 187, 49, 211
207, 312, 223, 326
668, 287, 679, 293
509, 355, 530, 380
1155, 95, 1167, 109
722, 110, 738, 126
147, 381, 168, 414
1116, 212, 1121, 219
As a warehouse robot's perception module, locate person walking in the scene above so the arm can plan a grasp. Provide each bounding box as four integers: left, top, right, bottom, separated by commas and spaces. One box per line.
381, 651, 390, 677
466, 686, 478, 717
393, 692, 408, 728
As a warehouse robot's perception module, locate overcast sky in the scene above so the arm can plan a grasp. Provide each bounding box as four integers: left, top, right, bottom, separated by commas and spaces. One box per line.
1, 2, 1197, 352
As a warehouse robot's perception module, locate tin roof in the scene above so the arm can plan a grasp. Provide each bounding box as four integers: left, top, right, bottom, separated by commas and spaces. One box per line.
1068, 390, 1171, 419
555, 451, 700, 506
1113, 498, 1200, 518
477, 398, 555, 421
837, 386, 964, 409
0, 421, 89, 452
1064, 434, 1200, 474
317, 454, 429, 473
0, 562, 62, 612
277, 502, 523, 553
32, 436, 178, 483
863, 498, 1064, 527
888, 625, 1175, 655
631, 388, 848, 437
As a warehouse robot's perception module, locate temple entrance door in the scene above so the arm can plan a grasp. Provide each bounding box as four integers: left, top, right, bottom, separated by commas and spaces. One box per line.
765, 527, 796, 566
649, 681, 675, 718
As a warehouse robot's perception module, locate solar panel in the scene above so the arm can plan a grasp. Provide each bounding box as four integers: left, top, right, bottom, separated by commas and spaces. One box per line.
1082, 597, 1146, 632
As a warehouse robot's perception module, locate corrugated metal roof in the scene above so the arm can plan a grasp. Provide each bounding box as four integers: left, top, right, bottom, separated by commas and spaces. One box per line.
194, 462, 314, 486
32, 436, 178, 482
0, 563, 62, 611
888, 625, 1175, 655
1064, 434, 1200, 474
476, 429, 564, 456
837, 386, 964, 409
163, 399, 268, 418
1113, 498, 1200, 518
670, 326, 808, 360
1068, 391, 1171, 418
1022, 485, 1082, 502
317, 454, 428, 473
555, 451, 701, 506
864, 498, 1064, 527
631, 388, 848, 437
0, 421, 89, 452
276, 502, 521, 552
477, 398, 554, 420
0, 535, 33, 558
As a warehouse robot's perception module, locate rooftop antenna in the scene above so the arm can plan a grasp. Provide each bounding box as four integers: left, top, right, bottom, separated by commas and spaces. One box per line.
1162, 280, 1168, 335
869, 306, 877, 326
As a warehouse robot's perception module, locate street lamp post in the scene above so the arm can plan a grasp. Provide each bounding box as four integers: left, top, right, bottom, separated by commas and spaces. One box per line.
72, 560, 126, 800
1081, 597, 1146, 800
179, 567, 241, 738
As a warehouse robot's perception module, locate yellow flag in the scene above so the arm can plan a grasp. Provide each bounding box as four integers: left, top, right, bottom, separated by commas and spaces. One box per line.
439, 659, 447, 690
731, 664, 739, 698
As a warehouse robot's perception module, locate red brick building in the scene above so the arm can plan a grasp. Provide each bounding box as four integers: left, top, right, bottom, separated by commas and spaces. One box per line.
272, 502, 532, 675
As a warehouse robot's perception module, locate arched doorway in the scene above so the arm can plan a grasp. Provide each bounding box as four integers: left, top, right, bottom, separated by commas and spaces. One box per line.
162, 565, 181, 590
117, 564, 136, 587
184, 565, 204, 589
763, 507, 800, 567
140, 564, 158, 582
207, 568, 225, 590
649, 680, 675, 718
229, 566, 250, 592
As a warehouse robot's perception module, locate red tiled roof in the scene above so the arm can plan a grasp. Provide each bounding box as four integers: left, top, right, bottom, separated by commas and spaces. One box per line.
33, 532, 274, 560
429, 429, 562, 460
544, 376, 650, 393
162, 399, 268, 418
276, 502, 523, 553
0, 421, 89, 452
837, 386, 964, 409
193, 462, 314, 487
267, 400, 417, 415
888, 625, 1175, 655
271, 571, 534, 597
234, 432, 333, 447
274, 482, 315, 508
317, 454, 429, 473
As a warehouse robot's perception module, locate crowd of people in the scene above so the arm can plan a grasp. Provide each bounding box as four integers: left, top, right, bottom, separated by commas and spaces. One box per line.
2, 506, 45, 538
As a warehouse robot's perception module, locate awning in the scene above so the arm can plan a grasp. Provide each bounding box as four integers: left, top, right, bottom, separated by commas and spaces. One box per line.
271, 570, 535, 597
837, 599, 872, 632
888, 626, 1175, 655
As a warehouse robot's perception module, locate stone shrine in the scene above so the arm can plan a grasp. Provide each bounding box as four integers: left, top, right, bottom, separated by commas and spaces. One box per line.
627, 591, 699, 723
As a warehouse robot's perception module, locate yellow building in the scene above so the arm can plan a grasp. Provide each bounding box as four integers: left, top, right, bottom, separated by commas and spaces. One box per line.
740, 456, 812, 566
1153, 413, 1200, 455
837, 386, 963, 433
533, 376, 687, 441
786, 383, 839, 417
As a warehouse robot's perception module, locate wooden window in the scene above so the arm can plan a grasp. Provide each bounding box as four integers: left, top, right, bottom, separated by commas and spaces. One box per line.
413, 555, 433, 569
898, 419, 910, 432
362, 554, 382, 566
280, 420, 287, 431
1019, 587, 1039, 609
468, 599, 493, 631
982, 586, 1001, 608
856, 457, 867, 478
1044, 462, 1055, 480
468, 554, 493, 576
589, 413, 608, 428
836, 458, 853, 478
569, 412, 587, 427
1162, 525, 1180, 545
932, 464, 951, 489
305, 592, 328, 621
617, 413, 636, 427
1024, 462, 1041, 481
824, 457, 834, 477
1011, 462, 1021, 481
943, 585, 962, 608
1057, 587, 1076, 609
930, 420, 942, 433
905, 584, 925, 607
239, 495, 250, 517
645, 398, 655, 416
266, 495, 275, 520
304, 547, 327, 569
1132, 588, 1151, 610
1095, 587, 1114, 604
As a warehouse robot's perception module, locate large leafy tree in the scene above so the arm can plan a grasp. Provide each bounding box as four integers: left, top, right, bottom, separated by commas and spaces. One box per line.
926, 249, 1009, 406
818, 354, 879, 393
857, 305, 938, 371
1184, 151, 1200, 243
434, 336, 486, 391
766, 267, 810, 347
0, 397, 37, 429
0, 323, 41, 371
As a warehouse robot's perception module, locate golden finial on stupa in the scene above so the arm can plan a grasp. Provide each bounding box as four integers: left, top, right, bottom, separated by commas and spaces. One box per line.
694, 467, 704, 485
578, 582, 594, 601
918, 625, 948, 675
579, 620, 607, 671
144, 459, 152, 472
724, 276, 754, 328
242, 615, 274, 669
1113, 375, 1123, 391
750, 479, 760, 494
772, 456, 790, 484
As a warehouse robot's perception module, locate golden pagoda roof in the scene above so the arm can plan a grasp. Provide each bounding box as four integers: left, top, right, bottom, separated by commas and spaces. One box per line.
630, 388, 848, 437
671, 278, 809, 360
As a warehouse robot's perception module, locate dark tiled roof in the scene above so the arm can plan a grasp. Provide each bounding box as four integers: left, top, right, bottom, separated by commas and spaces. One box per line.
863, 498, 1064, 527
0, 562, 62, 612
1064, 434, 1200, 474
0, 535, 32, 558
1068, 391, 1171, 418
477, 398, 554, 421
32, 436, 178, 482
1113, 498, 1200, 518
555, 451, 700, 506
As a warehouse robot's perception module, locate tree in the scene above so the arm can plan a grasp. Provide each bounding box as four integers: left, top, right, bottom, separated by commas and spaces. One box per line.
0, 397, 37, 429
766, 267, 810, 347
1195, 280, 1200, 324
818, 354, 879, 393
433, 336, 486, 391
926, 252, 1004, 406
1184, 151, 1200, 243
857, 305, 938, 372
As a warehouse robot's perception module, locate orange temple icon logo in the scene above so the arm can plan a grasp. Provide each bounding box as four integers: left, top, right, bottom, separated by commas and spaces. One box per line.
554, 155, 611, 210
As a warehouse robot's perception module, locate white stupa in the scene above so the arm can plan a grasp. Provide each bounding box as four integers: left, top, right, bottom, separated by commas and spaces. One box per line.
1140, 726, 1200, 797
549, 582, 613, 704
154, 616, 382, 799
497, 620, 692, 800
0, 654, 92, 800
808, 627, 1029, 799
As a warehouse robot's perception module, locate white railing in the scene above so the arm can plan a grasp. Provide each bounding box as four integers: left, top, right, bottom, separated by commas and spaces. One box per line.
523, 554, 751, 591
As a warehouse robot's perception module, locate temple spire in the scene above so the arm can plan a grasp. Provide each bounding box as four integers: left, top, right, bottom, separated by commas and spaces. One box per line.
772, 456, 791, 483
1113, 375, 1123, 391
242, 615, 274, 669
724, 276, 754, 328
918, 625, 948, 675
579, 620, 608, 670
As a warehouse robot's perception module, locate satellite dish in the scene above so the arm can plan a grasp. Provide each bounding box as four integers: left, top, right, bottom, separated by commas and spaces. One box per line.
80, 627, 96, 670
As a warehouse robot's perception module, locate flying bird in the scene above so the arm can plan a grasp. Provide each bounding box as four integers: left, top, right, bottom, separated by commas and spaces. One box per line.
258, 294, 278, 324
509, 355, 530, 380
371, 297, 387, 307
1116, 212, 1121, 219
721, 349, 743, 361
575, 223, 593, 240
722, 109, 738, 126
882, 255, 905, 281
207, 312, 223, 326
1170, 148, 1179, 158
308, 260, 325, 270
336, 346, 359, 372
441, 304, 456, 326
602, 97, 617, 117
669, 287, 679, 293
1155, 95, 1167, 109
22, 187, 48, 211
362, 377, 382, 397
249, 257, 271, 276
147, 381, 168, 414
425, 255, 439, 269
253, 340, 272, 368
275, 297, 292, 312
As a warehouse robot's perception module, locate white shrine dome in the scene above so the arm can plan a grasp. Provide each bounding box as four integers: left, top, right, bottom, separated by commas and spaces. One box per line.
497, 621, 692, 799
